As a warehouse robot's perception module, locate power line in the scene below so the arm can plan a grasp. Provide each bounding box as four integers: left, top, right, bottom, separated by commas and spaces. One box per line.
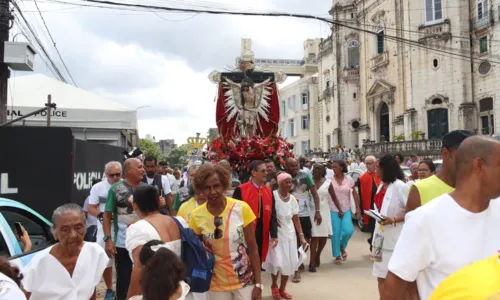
80, 0, 500, 66
11, 1, 70, 82
31, 0, 77, 86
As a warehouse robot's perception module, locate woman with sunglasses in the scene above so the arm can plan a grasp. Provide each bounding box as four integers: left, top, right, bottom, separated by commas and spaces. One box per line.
189, 164, 262, 300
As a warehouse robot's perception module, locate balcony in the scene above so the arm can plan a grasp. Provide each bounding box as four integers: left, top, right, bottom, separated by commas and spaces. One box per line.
343, 67, 360, 81
473, 11, 491, 30
418, 19, 452, 43
370, 51, 389, 71
362, 139, 443, 158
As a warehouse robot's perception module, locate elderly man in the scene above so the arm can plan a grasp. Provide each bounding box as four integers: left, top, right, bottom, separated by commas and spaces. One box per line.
356, 155, 381, 251
87, 161, 122, 300
383, 136, 500, 300
22, 204, 109, 299
104, 158, 147, 300
406, 163, 419, 185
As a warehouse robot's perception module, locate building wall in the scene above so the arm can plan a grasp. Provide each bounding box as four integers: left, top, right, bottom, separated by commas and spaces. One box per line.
317, 0, 494, 150
279, 77, 318, 155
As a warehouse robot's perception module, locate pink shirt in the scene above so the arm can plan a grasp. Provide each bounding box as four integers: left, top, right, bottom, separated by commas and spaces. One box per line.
330, 175, 354, 212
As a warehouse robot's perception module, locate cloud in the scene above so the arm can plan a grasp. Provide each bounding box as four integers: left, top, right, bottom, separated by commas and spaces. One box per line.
13, 0, 332, 145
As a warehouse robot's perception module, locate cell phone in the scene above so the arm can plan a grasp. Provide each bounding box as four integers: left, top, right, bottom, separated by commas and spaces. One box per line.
14, 222, 23, 237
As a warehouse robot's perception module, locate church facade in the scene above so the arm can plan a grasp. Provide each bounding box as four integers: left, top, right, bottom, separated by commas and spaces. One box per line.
317, 0, 497, 151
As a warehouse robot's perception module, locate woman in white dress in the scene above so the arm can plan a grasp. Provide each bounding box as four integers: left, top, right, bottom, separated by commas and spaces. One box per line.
129, 240, 190, 300
22, 204, 109, 300
308, 164, 342, 272
126, 185, 205, 300
262, 173, 308, 300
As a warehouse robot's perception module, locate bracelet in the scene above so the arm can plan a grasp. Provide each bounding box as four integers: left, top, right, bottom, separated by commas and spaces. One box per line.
392, 218, 397, 226
299, 233, 304, 236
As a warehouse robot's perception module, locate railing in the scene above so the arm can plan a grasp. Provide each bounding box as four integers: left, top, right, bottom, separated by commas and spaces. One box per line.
474, 11, 490, 29
370, 51, 389, 70
343, 67, 360, 80
254, 59, 304, 66
362, 139, 442, 157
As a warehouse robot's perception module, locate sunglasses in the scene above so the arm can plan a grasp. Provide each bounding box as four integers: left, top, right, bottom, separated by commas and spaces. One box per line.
214, 216, 223, 240
108, 173, 122, 178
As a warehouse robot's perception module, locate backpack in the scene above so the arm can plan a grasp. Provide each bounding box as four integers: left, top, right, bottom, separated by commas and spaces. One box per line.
170, 217, 215, 293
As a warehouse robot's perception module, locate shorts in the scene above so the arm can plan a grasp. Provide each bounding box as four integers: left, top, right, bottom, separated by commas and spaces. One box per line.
297, 216, 312, 245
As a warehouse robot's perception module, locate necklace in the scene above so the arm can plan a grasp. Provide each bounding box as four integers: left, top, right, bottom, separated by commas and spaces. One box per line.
278, 191, 290, 201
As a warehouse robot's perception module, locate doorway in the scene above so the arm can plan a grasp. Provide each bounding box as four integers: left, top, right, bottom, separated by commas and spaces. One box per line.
379, 102, 390, 142
427, 108, 449, 139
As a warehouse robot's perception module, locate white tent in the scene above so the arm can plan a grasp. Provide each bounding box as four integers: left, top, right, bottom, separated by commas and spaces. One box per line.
6, 74, 137, 130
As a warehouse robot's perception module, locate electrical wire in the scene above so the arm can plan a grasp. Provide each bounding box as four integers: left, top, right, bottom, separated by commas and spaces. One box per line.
80, 0, 500, 66
32, 0, 78, 86
11, 2, 70, 83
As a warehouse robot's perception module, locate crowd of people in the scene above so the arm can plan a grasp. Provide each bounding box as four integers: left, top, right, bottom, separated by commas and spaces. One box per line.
1, 130, 499, 299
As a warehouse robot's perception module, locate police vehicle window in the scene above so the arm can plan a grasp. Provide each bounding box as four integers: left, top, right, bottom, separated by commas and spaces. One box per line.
0, 233, 9, 257
1, 209, 53, 255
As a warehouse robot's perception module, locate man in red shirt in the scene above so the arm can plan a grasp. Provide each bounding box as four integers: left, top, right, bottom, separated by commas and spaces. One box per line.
233, 160, 278, 263
356, 155, 381, 251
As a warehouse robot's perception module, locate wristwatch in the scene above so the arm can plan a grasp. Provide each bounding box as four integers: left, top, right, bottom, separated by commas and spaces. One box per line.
103, 236, 112, 242
255, 283, 264, 290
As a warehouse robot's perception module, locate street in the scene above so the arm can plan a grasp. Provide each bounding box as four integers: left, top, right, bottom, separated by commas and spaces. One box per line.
97, 227, 378, 299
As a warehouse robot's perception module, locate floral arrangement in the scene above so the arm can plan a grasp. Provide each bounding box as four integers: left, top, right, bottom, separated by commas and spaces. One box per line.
206, 135, 294, 172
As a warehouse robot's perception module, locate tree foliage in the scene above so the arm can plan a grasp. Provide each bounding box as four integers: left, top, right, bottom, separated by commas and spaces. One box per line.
164, 144, 190, 169
138, 138, 163, 160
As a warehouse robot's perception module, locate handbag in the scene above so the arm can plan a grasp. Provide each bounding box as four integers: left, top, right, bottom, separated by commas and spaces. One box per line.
84, 225, 98, 242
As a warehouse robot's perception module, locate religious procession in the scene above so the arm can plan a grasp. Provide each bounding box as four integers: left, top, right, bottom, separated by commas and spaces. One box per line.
1, 46, 499, 300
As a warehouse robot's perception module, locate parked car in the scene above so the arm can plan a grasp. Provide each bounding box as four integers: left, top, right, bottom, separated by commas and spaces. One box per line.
0, 198, 55, 270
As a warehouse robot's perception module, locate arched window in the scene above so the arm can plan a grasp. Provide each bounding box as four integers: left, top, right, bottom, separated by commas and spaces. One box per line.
431, 98, 443, 105
347, 40, 360, 68
376, 24, 384, 54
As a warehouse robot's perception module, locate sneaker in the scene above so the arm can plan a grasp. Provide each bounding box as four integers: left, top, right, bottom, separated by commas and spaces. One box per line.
104, 289, 115, 300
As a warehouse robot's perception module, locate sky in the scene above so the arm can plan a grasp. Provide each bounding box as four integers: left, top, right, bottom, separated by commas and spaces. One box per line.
11, 0, 332, 145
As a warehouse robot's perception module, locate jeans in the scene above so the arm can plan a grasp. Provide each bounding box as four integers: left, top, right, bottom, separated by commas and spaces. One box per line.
115, 247, 133, 300
330, 210, 354, 258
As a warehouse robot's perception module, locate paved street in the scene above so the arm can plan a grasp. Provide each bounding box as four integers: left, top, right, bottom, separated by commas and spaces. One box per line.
98, 227, 378, 299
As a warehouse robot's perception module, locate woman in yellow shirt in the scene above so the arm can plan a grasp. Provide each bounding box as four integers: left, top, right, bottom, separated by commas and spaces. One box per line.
189, 163, 262, 300
177, 190, 207, 223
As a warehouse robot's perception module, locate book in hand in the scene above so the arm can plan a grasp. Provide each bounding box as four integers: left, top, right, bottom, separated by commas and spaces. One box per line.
364, 210, 386, 222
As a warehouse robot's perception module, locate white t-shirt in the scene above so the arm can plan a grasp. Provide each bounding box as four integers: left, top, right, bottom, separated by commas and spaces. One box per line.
388, 194, 500, 300
273, 191, 299, 241
88, 180, 113, 244
325, 168, 334, 180
82, 197, 97, 228
145, 175, 172, 195
0, 273, 26, 300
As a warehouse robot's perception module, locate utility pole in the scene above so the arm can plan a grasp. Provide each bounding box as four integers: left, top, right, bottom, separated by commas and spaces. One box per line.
0, 0, 10, 124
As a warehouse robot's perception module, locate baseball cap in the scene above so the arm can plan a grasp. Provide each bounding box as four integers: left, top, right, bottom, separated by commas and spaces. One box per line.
441, 130, 475, 149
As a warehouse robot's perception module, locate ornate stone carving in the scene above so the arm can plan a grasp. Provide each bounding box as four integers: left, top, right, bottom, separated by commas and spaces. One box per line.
370, 10, 386, 23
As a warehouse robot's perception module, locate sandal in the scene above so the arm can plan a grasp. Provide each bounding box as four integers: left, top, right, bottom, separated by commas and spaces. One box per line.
292, 272, 301, 283
334, 256, 343, 265
308, 264, 317, 273
271, 287, 280, 300
341, 249, 348, 261
280, 290, 293, 299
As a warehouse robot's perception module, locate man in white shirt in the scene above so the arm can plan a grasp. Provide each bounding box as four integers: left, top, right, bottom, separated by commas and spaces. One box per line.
383, 136, 500, 300
325, 161, 335, 180
142, 156, 172, 214
87, 161, 123, 300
